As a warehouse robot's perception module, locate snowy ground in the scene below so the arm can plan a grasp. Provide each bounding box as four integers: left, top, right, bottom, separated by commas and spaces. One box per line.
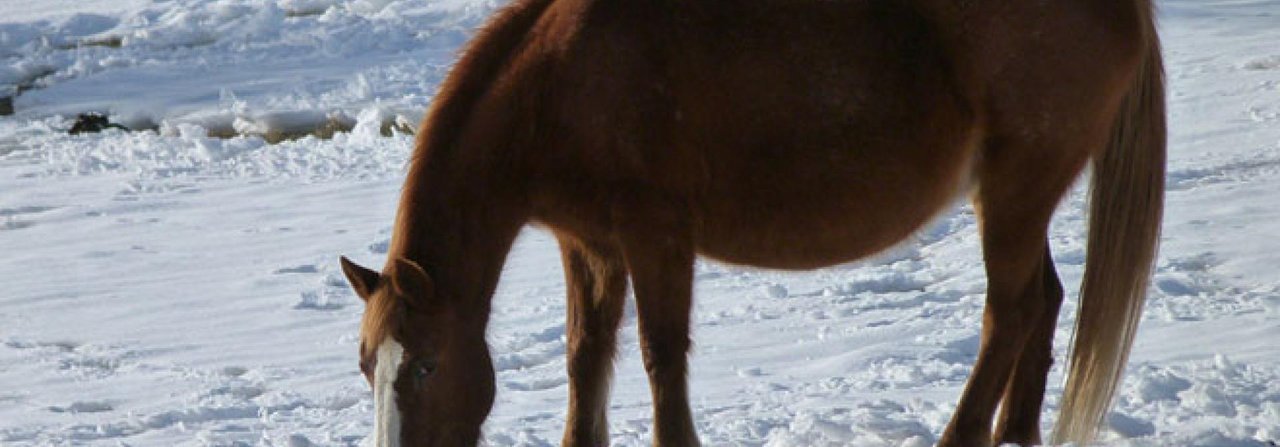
2, 0, 1279, 445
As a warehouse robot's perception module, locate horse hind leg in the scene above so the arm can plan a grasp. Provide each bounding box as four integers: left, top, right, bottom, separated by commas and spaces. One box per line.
993, 246, 1065, 446
939, 141, 1086, 447
559, 234, 628, 447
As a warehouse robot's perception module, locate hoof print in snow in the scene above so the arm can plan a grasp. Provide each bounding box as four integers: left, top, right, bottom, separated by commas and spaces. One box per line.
323, 273, 350, 288
1244, 55, 1280, 71
294, 291, 344, 311
287, 434, 314, 447
4, 339, 79, 352
368, 239, 391, 254
274, 264, 319, 274
59, 356, 120, 377
209, 383, 266, 400
1154, 275, 1200, 297
69, 112, 129, 135
1, 220, 35, 231
1, 206, 58, 232
763, 283, 789, 299
1107, 411, 1156, 438
48, 401, 114, 414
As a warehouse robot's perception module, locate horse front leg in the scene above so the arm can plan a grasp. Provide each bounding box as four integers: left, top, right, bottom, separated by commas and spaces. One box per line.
616, 198, 700, 447
558, 234, 628, 447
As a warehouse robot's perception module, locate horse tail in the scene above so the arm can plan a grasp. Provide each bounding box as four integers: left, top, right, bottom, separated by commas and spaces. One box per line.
1052, 4, 1166, 445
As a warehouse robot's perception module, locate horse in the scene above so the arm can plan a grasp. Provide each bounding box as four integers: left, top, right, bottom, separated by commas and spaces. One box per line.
338, 0, 1166, 445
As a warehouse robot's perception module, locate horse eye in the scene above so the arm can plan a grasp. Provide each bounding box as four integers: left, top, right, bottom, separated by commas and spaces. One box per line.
414, 359, 437, 380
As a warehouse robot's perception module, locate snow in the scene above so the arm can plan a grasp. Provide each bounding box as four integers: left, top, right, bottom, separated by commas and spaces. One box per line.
2, 0, 1279, 445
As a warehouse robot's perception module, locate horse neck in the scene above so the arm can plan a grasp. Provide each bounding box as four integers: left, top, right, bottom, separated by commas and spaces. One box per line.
388, 142, 529, 322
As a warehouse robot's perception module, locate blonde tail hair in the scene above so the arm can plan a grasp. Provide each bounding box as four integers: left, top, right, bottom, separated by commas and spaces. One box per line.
1052, 5, 1166, 445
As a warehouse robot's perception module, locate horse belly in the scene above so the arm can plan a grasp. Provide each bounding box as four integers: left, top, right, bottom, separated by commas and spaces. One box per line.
682, 58, 979, 269
693, 155, 974, 270
663, 0, 978, 269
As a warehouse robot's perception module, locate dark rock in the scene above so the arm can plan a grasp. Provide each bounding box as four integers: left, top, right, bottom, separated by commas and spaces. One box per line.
69, 112, 129, 135
0, 96, 12, 116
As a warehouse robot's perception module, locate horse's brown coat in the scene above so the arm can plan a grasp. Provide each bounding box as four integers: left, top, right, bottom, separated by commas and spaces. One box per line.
341, 0, 1165, 445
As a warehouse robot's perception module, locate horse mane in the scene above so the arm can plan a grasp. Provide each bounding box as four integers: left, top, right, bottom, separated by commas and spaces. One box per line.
366, 0, 557, 355
390, 0, 556, 256
414, 0, 554, 162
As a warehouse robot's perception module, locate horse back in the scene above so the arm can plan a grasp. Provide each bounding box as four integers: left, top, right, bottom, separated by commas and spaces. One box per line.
519, 0, 1141, 267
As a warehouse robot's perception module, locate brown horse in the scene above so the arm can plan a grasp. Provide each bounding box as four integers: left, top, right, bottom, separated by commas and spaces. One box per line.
338, 0, 1166, 445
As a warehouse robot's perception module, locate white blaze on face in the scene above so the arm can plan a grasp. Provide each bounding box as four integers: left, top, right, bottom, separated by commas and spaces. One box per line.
370, 338, 405, 447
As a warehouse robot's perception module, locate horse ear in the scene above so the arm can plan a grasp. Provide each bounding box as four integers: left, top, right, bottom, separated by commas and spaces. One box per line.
340, 256, 381, 301
390, 257, 435, 309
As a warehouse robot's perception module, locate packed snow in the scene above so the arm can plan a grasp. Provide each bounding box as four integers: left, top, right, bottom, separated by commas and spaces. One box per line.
2, 0, 1279, 445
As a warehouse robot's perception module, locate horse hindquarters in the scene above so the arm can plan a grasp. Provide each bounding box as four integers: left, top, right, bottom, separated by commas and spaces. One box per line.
931, 2, 1161, 443
939, 138, 1089, 446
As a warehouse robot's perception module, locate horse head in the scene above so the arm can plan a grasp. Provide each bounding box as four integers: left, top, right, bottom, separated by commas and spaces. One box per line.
341, 256, 494, 447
